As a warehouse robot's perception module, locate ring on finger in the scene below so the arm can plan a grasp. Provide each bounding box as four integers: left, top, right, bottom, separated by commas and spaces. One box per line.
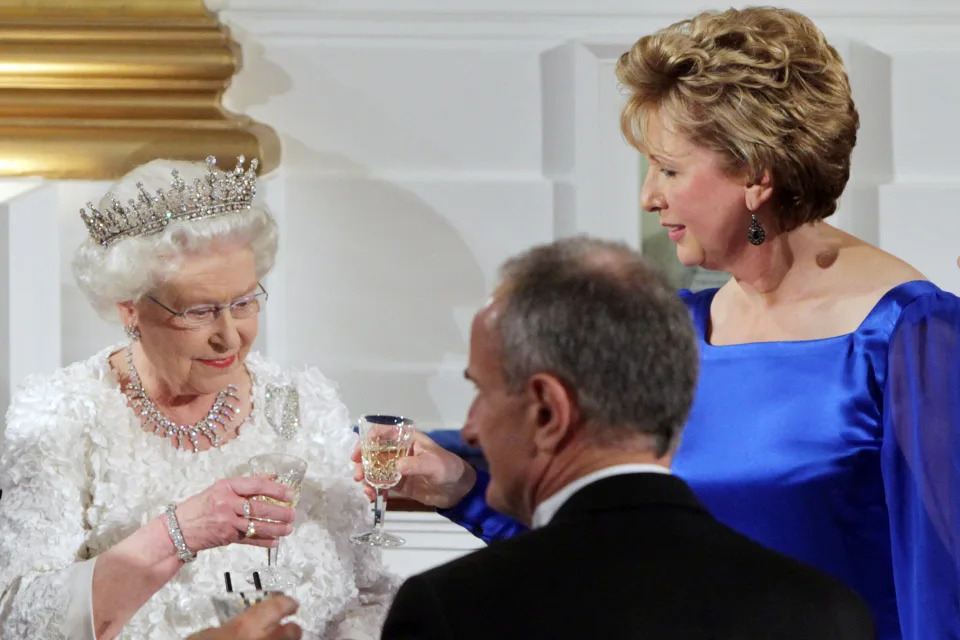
245, 519, 257, 538
243, 499, 251, 520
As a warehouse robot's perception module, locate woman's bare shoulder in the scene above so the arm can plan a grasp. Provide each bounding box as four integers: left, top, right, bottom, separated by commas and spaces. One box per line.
814, 242, 928, 334
831, 241, 926, 297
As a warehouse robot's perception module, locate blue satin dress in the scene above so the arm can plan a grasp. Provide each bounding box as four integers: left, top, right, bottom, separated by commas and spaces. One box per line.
438, 280, 960, 640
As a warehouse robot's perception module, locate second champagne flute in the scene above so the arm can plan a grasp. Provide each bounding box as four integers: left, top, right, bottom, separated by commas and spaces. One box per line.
351, 414, 415, 547
248, 453, 308, 589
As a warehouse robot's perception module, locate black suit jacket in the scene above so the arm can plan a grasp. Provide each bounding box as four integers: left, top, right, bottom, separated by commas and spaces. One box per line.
382, 473, 875, 639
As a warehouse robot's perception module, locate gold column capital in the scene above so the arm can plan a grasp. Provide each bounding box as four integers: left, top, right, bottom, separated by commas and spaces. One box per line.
0, 0, 280, 179
0, 0, 214, 18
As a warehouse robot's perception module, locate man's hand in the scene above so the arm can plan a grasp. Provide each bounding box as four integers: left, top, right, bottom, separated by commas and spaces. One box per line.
352, 431, 478, 509
187, 595, 302, 640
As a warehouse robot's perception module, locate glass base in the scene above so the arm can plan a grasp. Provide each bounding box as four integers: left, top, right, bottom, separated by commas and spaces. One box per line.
247, 566, 300, 591
350, 529, 406, 547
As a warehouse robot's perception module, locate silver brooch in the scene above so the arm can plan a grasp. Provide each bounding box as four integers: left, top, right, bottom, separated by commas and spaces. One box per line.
264, 384, 300, 440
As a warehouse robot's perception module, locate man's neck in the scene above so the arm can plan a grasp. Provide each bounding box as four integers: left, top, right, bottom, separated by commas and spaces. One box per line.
525, 439, 669, 523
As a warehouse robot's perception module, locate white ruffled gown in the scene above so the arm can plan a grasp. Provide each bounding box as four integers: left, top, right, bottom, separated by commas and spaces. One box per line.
0, 347, 399, 639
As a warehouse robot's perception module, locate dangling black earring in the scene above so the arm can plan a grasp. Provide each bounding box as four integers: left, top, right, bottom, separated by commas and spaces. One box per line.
747, 213, 766, 246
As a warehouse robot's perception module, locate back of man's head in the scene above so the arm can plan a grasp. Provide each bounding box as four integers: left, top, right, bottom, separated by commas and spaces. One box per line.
494, 236, 698, 456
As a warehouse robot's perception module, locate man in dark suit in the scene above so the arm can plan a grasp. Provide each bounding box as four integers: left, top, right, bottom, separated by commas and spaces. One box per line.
380, 236, 875, 639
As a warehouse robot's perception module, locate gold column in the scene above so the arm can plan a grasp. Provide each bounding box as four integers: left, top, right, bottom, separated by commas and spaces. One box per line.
0, 0, 280, 178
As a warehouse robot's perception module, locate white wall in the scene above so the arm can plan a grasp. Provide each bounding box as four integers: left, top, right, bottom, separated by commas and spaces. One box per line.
1, 0, 958, 451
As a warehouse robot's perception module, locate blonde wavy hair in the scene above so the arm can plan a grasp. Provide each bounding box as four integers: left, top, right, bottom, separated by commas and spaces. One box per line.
616, 7, 859, 231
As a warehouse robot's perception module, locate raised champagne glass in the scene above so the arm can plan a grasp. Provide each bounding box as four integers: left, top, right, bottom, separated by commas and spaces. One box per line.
351, 414, 415, 547
248, 452, 308, 589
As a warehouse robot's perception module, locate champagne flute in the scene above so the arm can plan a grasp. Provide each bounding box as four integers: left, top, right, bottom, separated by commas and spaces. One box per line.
248, 453, 308, 589
351, 414, 415, 547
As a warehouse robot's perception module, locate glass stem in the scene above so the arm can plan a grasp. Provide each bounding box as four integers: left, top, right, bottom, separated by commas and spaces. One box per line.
267, 542, 279, 567
373, 487, 387, 537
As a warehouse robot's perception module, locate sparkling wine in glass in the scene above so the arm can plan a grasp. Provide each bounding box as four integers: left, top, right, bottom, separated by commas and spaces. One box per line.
351, 414, 415, 547
248, 453, 308, 589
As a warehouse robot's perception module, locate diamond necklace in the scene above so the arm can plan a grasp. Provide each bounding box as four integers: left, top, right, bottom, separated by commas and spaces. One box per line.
124, 347, 240, 453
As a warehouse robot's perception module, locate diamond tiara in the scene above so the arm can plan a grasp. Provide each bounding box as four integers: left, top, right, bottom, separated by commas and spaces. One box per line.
80, 155, 259, 248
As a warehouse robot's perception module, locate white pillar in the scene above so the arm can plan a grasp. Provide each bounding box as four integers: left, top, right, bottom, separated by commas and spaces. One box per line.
0, 181, 61, 419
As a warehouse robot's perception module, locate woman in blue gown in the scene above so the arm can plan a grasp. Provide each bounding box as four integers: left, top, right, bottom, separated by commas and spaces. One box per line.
426, 280, 960, 640
354, 8, 960, 639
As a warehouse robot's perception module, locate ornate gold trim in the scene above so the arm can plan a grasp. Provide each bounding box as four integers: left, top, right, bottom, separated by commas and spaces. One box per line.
0, 0, 280, 178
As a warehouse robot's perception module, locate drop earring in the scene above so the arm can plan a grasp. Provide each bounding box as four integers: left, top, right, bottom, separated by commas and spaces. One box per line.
747, 214, 766, 246
124, 324, 141, 341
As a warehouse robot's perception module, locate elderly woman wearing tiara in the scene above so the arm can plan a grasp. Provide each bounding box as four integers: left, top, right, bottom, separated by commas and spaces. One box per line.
0, 157, 396, 639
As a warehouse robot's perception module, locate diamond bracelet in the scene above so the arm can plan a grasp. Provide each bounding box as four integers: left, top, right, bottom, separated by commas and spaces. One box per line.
164, 503, 196, 563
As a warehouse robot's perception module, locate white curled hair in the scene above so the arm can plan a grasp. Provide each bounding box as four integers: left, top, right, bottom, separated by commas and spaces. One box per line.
72, 158, 278, 322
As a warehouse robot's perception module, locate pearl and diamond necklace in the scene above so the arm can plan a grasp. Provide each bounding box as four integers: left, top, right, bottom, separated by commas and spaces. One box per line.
124, 347, 240, 452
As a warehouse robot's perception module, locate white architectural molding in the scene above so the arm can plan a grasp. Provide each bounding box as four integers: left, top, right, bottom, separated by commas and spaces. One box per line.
820, 39, 892, 246
256, 170, 287, 364
265, 174, 553, 428
0, 181, 61, 414
542, 42, 639, 245
379, 511, 486, 578
879, 185, 960, 293
220, 16, 960, 48
212, 1, 960, 19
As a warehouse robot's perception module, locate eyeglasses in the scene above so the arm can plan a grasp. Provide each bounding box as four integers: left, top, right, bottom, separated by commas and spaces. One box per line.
148, 283, 268, 329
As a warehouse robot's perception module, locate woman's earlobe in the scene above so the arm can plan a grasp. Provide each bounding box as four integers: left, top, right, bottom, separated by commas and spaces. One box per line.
116, 300, 137, 326
745, 170, 774, 212
745, 188, 773, 212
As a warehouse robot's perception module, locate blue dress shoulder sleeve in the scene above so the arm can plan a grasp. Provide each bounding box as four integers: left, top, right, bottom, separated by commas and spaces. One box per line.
436, 469, 527, 543
881, 288, 960, 639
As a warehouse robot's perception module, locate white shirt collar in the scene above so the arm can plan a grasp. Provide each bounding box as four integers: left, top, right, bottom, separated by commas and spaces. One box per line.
530, 464, 671, 529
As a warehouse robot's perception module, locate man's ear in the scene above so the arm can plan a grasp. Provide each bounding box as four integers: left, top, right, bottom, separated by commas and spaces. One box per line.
117, 300, 137, 327
526, 373, 578, 454
745, 169, 774, 212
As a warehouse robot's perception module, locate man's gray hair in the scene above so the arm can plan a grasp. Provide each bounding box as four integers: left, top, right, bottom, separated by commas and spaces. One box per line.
72, 158, 278, 322
495, 236, 698, 456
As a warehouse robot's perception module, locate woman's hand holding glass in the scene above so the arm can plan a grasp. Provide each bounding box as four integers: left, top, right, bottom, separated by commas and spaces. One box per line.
173, 477, 297, 553
350, 430, 477, 510
350, 415, 416, 547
